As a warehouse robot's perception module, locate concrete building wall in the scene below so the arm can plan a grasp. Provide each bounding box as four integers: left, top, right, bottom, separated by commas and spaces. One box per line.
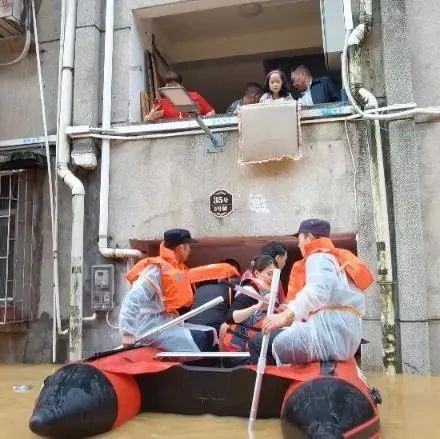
418, 125, 440, 374
108, 125, 357, 244
403, 0, 440, 373
0, 0, 381, 370
79, 120, 381, 367
0, 0, 61, 362
4, 0, 440, 374
10, 121, 382, 365
0, 3, 60, 139
371, 0, 440, 373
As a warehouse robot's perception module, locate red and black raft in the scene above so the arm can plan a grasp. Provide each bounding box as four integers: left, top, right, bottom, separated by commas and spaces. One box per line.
29, 347, 381, 438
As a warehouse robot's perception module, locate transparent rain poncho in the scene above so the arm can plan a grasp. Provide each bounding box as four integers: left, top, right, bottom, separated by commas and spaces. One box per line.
272, 252, 366, 365
118, 265, 212, 352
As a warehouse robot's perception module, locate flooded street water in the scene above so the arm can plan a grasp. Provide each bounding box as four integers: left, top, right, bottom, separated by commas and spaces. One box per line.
1, 364, 439, 438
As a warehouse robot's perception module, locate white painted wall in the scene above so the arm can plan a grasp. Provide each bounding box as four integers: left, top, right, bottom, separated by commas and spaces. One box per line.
163, 25, 322, 63
107, 123, 359, 246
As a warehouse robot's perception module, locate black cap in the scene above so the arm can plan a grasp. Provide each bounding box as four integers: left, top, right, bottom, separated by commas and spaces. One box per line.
292, 218, 331, 238
163, 229, 198, 247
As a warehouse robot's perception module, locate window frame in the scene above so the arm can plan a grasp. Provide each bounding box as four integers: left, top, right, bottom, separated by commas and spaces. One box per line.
134, 0, 346, 129
0, 170, 34, 325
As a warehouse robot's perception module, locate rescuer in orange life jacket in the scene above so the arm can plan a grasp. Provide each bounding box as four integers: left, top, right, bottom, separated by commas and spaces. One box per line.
118, 228, 217, 352
247, 218, 373, 366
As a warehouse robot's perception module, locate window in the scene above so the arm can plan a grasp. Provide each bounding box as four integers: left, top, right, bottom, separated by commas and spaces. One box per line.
0, 170, 34, 324
134, 0, 344, 122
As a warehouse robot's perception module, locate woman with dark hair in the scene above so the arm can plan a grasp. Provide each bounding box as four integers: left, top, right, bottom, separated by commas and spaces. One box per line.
259, 70, 294, 103
241, 241, 287, 302
221, 255, 277, 352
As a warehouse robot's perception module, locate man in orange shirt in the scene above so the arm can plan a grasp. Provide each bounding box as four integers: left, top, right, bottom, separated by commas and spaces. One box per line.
145, 71, 216, 121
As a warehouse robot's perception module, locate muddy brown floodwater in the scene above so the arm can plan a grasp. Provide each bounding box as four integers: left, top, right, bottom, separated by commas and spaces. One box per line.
1, 364, 439, 438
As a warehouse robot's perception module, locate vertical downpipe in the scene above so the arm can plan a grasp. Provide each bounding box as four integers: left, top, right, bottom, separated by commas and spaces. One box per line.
98, 0, 114, 254
346, 0, 396, 373
97, 0, 142, 259
367, 117, 396, 374
69, 194, 84, 360
56, 0, 85, 362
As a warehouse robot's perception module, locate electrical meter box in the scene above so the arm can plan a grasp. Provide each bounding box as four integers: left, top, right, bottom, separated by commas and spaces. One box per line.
91, 265, 115, 311
0, 0, 24, 38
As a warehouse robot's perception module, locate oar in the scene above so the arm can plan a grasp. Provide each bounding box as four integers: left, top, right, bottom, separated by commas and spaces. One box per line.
218, 279, 270, 304
115, 296, 224, 350
136, 296, 224, 343
248, 268, 281, 434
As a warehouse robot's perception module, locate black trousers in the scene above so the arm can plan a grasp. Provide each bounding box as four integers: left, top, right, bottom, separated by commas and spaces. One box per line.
189, 329, 216, 352
247, 330, 283, 365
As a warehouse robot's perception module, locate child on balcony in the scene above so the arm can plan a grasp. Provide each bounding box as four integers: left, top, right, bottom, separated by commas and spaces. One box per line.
259, 70, 294, 103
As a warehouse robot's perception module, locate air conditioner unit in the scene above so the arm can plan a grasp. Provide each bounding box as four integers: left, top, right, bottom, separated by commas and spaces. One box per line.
320, 0, 346, 72
0, 0, 24, 39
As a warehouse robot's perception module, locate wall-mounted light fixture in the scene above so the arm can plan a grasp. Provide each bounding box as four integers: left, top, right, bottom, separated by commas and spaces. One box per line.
159, 86, 224, 153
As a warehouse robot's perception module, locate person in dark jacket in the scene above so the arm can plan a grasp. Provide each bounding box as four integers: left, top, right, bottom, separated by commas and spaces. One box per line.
186, 259, 241, 334
290, 65, 341, 105
186, 280, 239, 334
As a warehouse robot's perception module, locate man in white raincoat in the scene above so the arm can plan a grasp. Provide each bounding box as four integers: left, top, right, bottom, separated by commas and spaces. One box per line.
118, 229, 216, 352
248, 219, 370, 365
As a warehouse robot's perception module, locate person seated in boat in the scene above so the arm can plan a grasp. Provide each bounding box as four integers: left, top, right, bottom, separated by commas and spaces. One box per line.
185, 260, 241, 334
144, 70, 216, 121
220, 255, 278, 352
118, 228, 217, 352
241, 241, 288, 303
248, 219, 372, 365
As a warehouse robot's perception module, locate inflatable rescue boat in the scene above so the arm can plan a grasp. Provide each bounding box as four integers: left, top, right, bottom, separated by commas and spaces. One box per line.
29, 346, 381, 438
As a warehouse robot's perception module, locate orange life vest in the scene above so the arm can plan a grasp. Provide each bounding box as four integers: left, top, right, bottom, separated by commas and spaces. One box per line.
286, 260, 306, 302
222, 279, 268, 352
125, 243, 193, 314
187, 263, 240, 306
187, 263, 240, 285
286, 237, 374, 302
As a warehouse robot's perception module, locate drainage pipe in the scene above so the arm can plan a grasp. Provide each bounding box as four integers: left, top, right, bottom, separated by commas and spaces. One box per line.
51, 0, 69, 365
360, 90, 396, 375
56, 0, 85, 362
343, 0, 396, 374
31, 0, 68, 366
99, 0, 142, 260
342, 1, 440, 119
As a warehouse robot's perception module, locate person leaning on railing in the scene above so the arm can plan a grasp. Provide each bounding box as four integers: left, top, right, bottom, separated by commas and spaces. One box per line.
226, 82, 263, 115
145, 70, 216, 122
